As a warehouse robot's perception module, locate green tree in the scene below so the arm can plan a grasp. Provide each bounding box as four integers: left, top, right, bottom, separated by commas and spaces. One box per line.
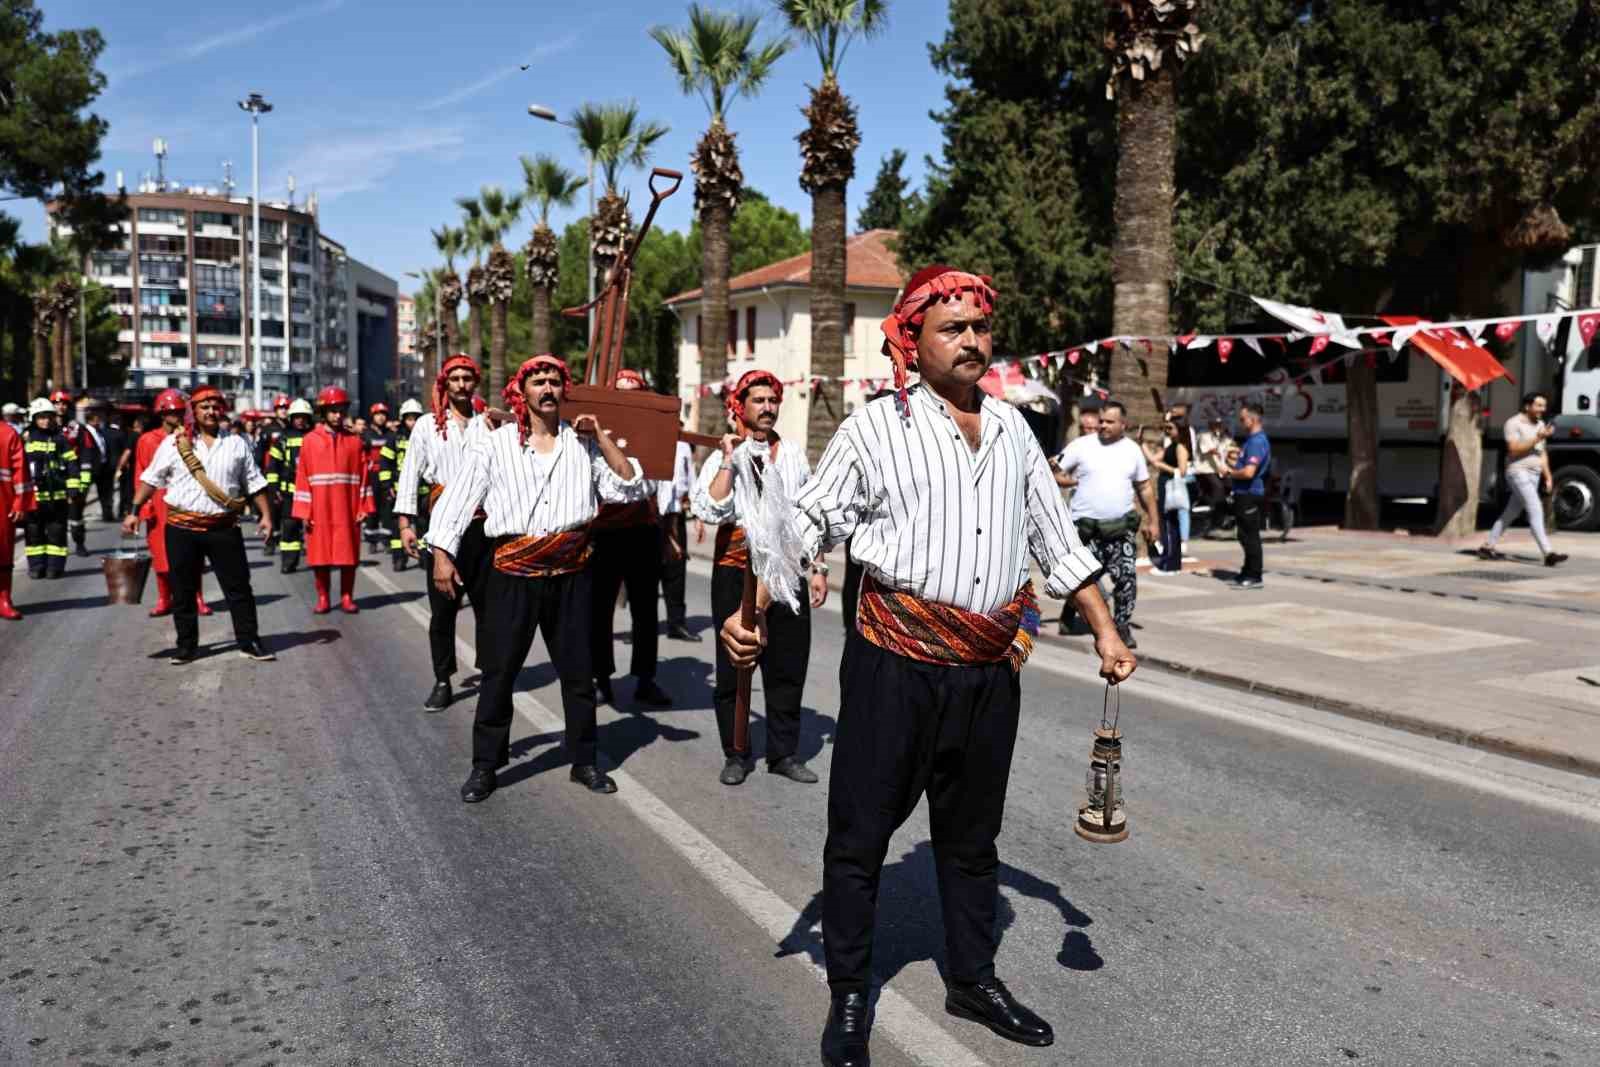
455, 197, 487, 365
775, 0, 888, 461
856, 149, 915, 231
473, 185, 525, 398
519, 153, 586, 355
429, 226, 464, 360
652, 3, 789, 435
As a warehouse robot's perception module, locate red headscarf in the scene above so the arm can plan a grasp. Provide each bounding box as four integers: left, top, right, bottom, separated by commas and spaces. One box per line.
505, 354, 572, 446
725, 368, 784, 435
615, 368, 647, 389
187, 385, 228, 434
432, 354, 480, 441
881, 265, 998, 412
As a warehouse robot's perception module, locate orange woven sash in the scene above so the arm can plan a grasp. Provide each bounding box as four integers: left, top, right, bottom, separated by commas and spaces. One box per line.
856, 574, 1040, 674
492, 529, 592, 577
427, 481, 486, 520
714, 524, 748, 568
166, 508, 239, 532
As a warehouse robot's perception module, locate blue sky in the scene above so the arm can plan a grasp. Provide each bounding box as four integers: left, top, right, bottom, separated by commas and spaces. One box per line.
19, 0, 953, 291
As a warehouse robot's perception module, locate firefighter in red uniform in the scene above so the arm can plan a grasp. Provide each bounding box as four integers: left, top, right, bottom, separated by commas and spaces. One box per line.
135, 389, 214, 617
0, 411, 34, 619
292, 385, 373, 614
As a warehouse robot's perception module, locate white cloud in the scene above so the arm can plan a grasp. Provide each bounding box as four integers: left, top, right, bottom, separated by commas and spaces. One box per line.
417, 33, 580, 112
108, 0, 346, 81
267, 126, 467, 202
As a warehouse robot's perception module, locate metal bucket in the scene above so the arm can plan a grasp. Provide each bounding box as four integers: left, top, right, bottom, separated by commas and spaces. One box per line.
103, 538, 151, 605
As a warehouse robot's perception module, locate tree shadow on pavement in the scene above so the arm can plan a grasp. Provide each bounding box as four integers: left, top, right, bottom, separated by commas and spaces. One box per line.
15, 594, 106, 614
496, 707, 702, 791
774, 839, 1100, 989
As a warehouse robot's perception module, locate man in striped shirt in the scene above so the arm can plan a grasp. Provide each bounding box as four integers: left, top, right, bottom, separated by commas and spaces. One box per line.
430, 354, 647, 804
722, 266, 1138, 1065
124, 386, 274, 665
693, 368, 828, 787
395, 355, 490, 712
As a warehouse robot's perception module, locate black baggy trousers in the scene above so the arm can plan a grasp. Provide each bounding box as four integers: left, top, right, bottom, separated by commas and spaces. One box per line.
426, 518, 489, 682
165, 523, 259, 654
472, 563, 599, 772
822, 630, 1022, 996
589, 522, 661, 682
711, 562, 809, 765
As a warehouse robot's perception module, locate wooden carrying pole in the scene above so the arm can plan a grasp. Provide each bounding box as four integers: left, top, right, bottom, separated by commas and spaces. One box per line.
732, 455, 766, 757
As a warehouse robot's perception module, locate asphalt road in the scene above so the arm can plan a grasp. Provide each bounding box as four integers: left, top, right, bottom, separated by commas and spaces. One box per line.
1, 519, 1597, 1066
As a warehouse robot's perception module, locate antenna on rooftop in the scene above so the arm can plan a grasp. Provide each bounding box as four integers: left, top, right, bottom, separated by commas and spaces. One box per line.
222, 159, 236, 196
152, 138, 168, 192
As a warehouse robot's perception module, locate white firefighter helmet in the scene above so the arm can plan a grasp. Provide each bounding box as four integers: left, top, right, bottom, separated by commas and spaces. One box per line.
1, 402, 20, 417
286, 398, 314, 417
399, 398, 424, 417
27, 397, 56, 419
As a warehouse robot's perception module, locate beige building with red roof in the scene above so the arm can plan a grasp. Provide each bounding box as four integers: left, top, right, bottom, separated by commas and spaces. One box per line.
664, 229, 907, 443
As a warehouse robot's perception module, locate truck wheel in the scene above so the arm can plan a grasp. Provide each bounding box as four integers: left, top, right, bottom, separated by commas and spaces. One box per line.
1553, 465, 1600, 532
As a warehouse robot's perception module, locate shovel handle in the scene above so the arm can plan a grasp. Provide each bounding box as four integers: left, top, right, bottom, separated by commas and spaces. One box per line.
733, 566, 757, 756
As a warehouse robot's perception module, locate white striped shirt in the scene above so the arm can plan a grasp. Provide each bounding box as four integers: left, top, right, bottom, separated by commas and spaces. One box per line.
793, 386, 1103, 613
393, 410, 486, 517
656, 440, 696, 515
691, 437, 811, 526
140, 431, 268, 515
428, 421, 646, 557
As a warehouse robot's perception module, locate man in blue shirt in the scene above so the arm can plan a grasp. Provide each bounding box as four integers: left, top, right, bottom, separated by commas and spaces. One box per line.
1220, 401, 1270, 589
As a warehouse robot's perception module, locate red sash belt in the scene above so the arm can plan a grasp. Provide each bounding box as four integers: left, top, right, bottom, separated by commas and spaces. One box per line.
714, 524, 749, 568
493, 529, 592, 577
856, 574, 1040, 674
166, 508, 239, 532
427, 481, 486, 521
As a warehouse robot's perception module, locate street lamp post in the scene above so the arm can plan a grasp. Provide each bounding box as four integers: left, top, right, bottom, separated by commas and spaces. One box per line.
238, 91, 273, 413
528, 104, 595, 345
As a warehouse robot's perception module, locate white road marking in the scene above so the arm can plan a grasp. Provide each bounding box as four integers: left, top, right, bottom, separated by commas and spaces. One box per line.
365, 564, 989, 1067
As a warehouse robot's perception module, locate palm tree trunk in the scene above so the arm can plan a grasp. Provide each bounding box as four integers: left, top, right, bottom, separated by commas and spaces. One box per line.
489, 301, 508, 400
804, 184, 847, 464
32, 314, 50, 394
50, 317, 64, 390
1343, 355, 1380, 529
697, 200, 733, 437
60, 308, 75, 391
531, 287, 552, 355
442, 306, 460, 356
1109, 66, 1177, 432
467, 301, 483, 364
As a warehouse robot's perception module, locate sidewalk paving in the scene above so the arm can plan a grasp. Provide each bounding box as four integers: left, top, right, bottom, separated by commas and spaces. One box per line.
688, 522, 1600, 780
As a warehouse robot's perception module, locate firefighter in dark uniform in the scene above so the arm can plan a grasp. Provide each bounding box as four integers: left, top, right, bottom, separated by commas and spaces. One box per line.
53, 389, 97, 557
23, 398, 80, 579
362, 402, 396, 556
386, 399, 424, 571
258, 395, 290, 554
266, 399, 312, 572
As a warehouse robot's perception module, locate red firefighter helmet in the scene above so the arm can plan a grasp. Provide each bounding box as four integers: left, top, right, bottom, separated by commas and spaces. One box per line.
273, 394, 291, 411
316, 385, 350, 409
49, 389, 73, 405
153, 388, 188, 414
369, 401, 390, 417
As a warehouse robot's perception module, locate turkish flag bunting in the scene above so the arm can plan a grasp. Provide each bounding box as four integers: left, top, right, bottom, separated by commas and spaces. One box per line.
1579, 313, 1600, 347
1175, 332, 1196, 348
1381, 315, 1511, 390
1494, 321, 1522, 343
1308, 336, 1330, 356
1217, 338, 1234, 363
1067, 349, 1082, 365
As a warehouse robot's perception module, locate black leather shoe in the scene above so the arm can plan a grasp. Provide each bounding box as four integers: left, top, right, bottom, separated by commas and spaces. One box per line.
595, 677, 614, 705
570, 765, 618, 794
262, 542, 276, 557
821, 991, 871, 1066
1546, 552, 1569, 567
719, 758, 749, 786
666, 622, 702, 642
74, 543, 90, 558
944, 977, 1053, 1047
237, 641, 276, 662
460, 768, 496, 803
769, 756, 819, 784
169, 647, 199, 666
633, 678, 673, 708
424, 681, 453, 712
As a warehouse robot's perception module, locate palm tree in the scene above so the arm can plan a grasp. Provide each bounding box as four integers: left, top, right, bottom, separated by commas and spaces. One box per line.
775, 0, 886, 461
653, 6, 790, 435
1104, 0, 1205, 430
520, 154, 587, 355
430, 226, 464, 360
51, 277, 77, 390
456, 197, 488, 366
30, 287, 51, 393
572, 102, 669, 296
475, 185, 526, 398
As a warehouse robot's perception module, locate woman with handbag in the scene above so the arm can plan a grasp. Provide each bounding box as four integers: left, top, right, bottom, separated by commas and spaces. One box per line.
1150, 415, 1191, 575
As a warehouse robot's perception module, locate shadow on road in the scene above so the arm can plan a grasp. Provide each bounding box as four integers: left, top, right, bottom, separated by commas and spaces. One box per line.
497, 706, 703, 790
355, 591, 425, 611
775, 839, 1100, 986
264, 628, 343, 653
14, 594, 106, 614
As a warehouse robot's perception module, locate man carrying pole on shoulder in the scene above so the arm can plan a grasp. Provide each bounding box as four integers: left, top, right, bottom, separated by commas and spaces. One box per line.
720, 265, 1138, 1067
124, 385, 275, 664
430, 354, 647, 804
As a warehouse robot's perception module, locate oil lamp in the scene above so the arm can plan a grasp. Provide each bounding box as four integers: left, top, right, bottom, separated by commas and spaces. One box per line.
1075, 685, 1128, 844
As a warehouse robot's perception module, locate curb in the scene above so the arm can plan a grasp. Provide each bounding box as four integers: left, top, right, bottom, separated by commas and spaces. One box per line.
1044, 633, 1600, 781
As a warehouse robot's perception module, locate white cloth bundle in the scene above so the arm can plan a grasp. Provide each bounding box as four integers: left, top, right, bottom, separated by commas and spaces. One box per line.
730, 438, 806, 615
